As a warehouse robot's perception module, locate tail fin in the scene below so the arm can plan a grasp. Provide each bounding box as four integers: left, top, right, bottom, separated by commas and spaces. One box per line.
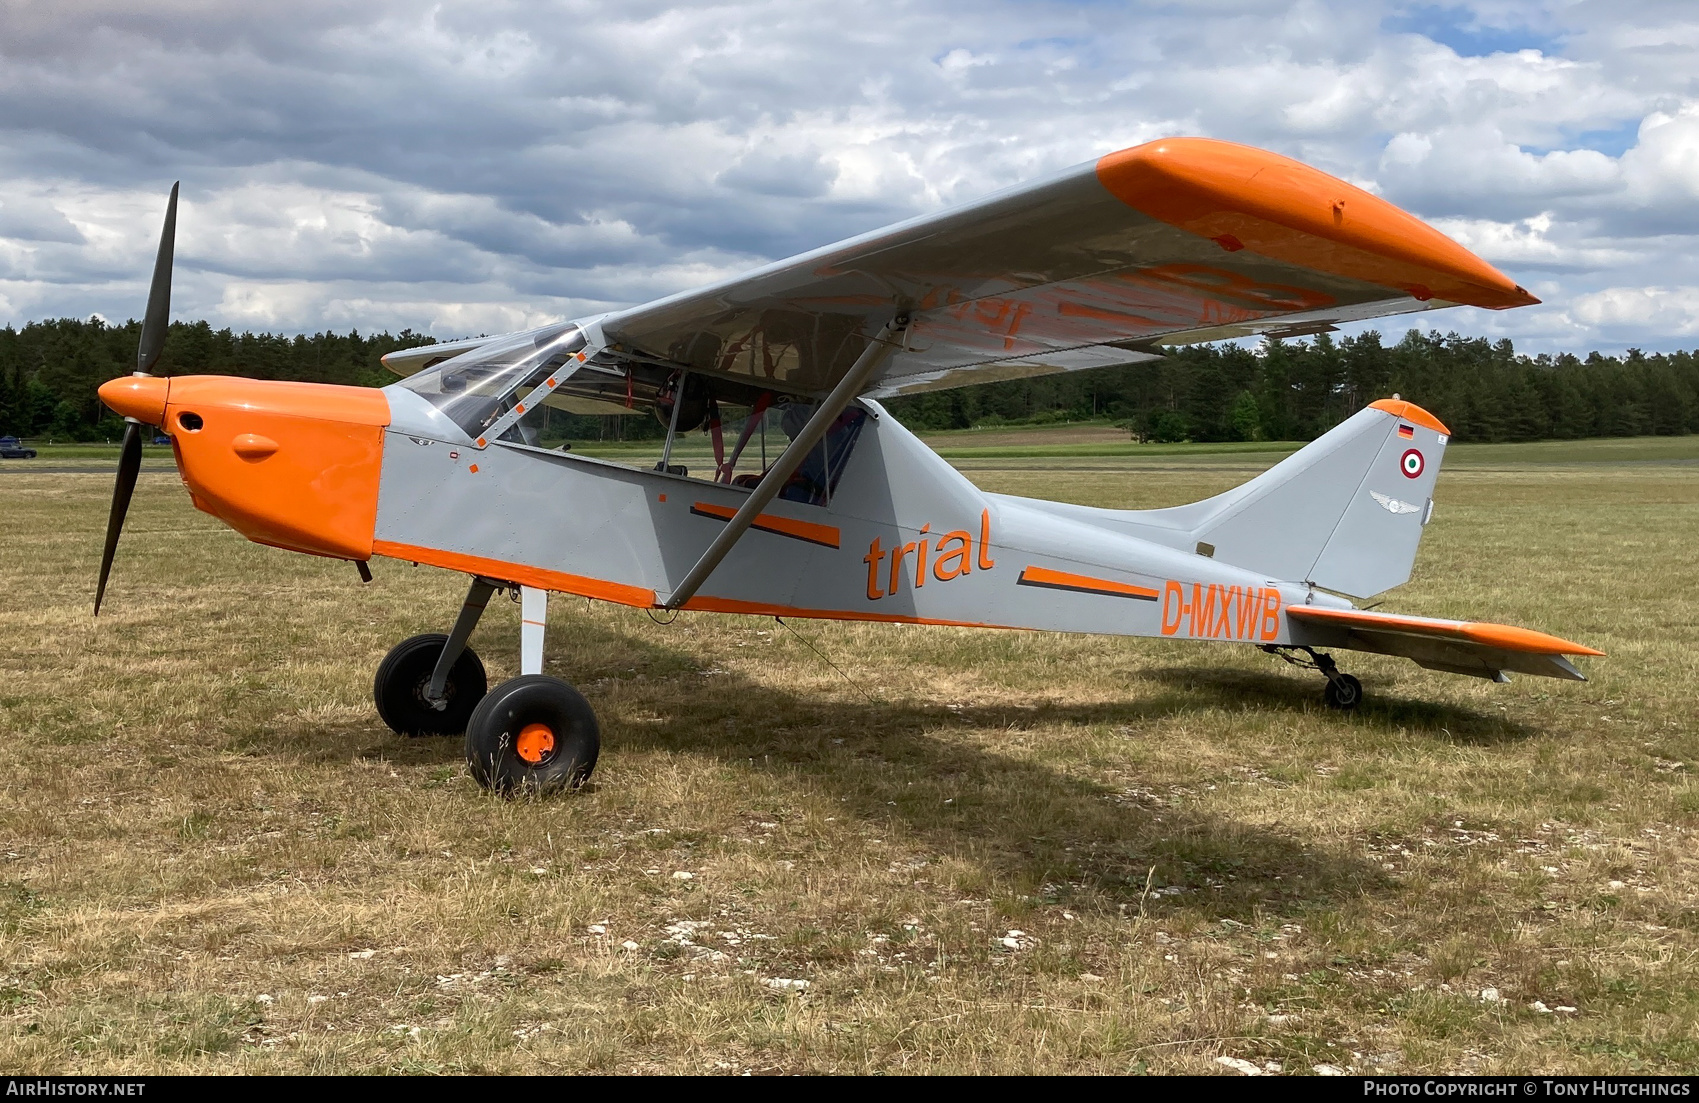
1152, 399, 1450, 598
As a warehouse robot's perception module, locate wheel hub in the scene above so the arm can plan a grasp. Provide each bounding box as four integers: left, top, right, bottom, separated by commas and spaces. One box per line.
516, 722, 556, 764
413, 674, 452, 712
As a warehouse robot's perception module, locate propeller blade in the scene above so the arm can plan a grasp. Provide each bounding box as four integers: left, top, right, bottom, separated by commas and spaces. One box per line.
94, 420, 144, 616
136, 182, 178, 375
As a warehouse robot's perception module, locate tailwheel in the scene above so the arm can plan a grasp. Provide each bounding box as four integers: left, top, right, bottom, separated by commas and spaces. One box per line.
1261, 644, 1363, 712
374, 633, 488, 737
465, 674, 599, 795
1323, 672, 1363, 711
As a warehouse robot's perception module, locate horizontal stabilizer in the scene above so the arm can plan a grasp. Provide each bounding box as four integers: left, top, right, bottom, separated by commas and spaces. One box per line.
1287, 606, 1603, 682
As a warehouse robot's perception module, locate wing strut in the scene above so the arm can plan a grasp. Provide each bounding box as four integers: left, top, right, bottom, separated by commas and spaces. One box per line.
660, 315, 909, 610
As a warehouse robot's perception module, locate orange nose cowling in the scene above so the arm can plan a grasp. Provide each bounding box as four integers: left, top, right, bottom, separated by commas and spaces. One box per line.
98, 375, 171, 424
160, 376, 390, 561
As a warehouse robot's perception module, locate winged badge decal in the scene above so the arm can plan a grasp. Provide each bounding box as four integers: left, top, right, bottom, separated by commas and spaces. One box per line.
1371, 490, 1423, 515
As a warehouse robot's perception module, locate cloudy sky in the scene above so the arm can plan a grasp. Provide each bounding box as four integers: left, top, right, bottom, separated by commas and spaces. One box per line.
2, 0, 1697, 353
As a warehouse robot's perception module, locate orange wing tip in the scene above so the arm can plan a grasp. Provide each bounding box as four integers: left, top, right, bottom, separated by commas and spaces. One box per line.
1368, 398, 1451, 436
1094, 137, 1540, 311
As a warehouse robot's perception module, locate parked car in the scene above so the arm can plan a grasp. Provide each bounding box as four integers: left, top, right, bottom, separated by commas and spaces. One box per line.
0, 436, 36, 459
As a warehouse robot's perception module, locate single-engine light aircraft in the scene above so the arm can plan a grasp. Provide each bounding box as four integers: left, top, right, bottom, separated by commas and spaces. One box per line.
95, 138, 1602, 794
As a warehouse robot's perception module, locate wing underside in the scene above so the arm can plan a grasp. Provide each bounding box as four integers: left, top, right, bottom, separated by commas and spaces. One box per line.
1286, 606, 1602, 682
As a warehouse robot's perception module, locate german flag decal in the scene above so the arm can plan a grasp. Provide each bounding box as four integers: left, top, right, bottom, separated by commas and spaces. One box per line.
1017, 565, 1158, 601
1397, 423, 1415, 439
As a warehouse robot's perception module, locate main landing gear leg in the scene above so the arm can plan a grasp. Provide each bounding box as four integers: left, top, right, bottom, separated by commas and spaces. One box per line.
1261, 645, 1363, 711
520, 585, 546, 675
373, 575, 497, 737
429, 576, 500, 703
465, 584, 600, 796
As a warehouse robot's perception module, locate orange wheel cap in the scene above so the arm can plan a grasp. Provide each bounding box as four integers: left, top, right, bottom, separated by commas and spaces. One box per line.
516, 722, 555, 764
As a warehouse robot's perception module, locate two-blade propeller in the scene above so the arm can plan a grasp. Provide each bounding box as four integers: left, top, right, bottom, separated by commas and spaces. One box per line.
94, 181, 178, 616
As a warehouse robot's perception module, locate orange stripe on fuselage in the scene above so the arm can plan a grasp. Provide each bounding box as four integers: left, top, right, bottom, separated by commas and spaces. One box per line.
690, 501, 841, 548
1286, 605, 1603, 656
370, 541, 1015, 629
677, 594, 1028, 630
371, 540, 658, 608
1017, 565, 1158, 600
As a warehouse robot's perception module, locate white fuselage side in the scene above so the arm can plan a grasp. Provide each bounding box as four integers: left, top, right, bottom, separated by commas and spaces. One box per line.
374, 386, 1354, 647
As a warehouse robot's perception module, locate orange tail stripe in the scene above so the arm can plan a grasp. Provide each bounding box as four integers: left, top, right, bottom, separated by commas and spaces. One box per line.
372, 540, 658, 608
690, 501, 841, 548
1017, 565, 1159, 601
1369, 397, 1451, 435
1286, 605, 1603, 656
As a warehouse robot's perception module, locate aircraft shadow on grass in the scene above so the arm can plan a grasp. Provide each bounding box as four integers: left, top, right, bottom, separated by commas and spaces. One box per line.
1131, 665, 1538, 746
292, 610, 1527, 923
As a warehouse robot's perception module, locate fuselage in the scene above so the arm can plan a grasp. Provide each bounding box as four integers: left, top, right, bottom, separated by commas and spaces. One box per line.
374, 382, 1342, 642
99, 369, 1350, 650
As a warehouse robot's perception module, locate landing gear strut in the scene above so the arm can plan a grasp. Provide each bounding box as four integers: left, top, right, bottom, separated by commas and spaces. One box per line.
372, 574, 601, 794
374, 632, 488, 736
1262, 645, 1363, 711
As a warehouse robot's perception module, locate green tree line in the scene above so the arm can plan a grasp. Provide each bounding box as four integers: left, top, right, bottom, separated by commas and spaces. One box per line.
885, 329, 1699, 443
0, 318, 435, 441
4, 316, 1698, 445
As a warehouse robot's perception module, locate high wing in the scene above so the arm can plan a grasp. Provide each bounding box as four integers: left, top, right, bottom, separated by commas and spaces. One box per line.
587, 137, 1538, 398
1286, 606, 1604, 682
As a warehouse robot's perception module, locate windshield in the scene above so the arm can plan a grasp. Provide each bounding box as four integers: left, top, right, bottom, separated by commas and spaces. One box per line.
398, 323, 586, 440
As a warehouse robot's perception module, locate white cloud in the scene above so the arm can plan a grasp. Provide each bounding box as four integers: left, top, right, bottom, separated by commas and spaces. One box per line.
0, 0, 1696, 353
1570, 286, 1699, 336
1616, 105, 1699, 209
1430, 213, 1635, 270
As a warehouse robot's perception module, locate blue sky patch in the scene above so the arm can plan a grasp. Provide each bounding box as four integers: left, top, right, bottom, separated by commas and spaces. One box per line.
1385, 3, 1561, 57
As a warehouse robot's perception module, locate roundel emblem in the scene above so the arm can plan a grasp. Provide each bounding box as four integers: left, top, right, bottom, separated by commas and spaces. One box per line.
1401, 448, 1425, 479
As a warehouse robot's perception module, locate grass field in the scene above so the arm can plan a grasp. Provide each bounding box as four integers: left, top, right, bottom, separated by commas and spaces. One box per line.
1, 435, 1696, 1074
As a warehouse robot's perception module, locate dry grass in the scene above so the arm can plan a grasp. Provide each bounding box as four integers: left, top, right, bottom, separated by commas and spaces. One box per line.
0, 437, 1696, 1074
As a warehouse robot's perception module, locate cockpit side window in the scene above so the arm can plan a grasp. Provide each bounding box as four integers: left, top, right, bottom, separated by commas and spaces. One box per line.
775, 403, 866, 506
398, 323, 584, 440
477, 355, 869, 508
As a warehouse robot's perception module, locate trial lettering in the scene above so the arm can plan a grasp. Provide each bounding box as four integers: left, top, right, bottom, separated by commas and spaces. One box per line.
865, 511, 995, 600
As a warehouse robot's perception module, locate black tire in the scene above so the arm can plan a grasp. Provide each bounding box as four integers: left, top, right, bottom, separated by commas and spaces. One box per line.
1324, 673, 1363, 711
374, 633, 487, 737
464, 675, 599, 795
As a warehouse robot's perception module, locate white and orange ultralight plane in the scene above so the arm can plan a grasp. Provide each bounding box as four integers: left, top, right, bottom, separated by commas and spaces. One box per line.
96, 138, 1602, 793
